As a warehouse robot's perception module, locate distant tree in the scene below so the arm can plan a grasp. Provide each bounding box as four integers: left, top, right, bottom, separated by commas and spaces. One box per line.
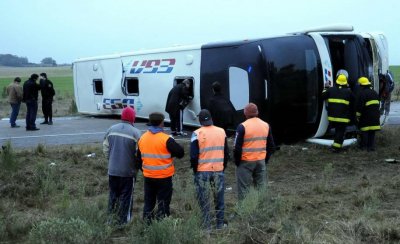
0, 54, 29, 66
41, 57, 57, 66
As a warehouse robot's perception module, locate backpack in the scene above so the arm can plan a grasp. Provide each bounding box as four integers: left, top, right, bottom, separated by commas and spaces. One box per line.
385, 71, 395, 93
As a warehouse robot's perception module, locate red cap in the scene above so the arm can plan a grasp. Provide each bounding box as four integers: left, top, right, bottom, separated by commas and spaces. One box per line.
121, 106, 136, 123
244, 103, 258, 118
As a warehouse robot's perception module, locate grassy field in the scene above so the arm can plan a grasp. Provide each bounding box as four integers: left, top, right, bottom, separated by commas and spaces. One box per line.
0, 66, 75, 119
0, 127, 399, 243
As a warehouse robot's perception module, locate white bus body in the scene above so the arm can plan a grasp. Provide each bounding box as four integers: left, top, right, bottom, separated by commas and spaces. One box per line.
73, 25, 388, 143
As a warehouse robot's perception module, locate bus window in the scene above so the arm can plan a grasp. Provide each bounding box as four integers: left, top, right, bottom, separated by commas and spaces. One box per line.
124, 77, 139, 96
229, 67, 249, 110
93, 79, 103, 95
174, 77, 194, 98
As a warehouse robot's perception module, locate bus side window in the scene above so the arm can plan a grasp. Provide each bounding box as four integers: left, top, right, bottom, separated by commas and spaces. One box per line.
124, 77, 139, 96
174, 77, 194, 99
93, 79, 103, 95
229, 67, 249, 110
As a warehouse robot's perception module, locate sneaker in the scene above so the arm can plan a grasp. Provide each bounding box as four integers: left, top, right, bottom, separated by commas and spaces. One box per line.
11, 125, 20, 128
40, 121, 48, 124
48, 121, 53, 125
178, 132, 188, 136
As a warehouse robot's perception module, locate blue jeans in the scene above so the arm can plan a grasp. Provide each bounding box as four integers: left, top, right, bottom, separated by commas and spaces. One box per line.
25, 100, 38, 129
9, 102, 21, 127
194, 171, 225, 229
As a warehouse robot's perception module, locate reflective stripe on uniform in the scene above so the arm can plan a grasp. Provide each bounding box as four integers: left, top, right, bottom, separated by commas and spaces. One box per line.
243, 137, 267, 142
328, 116, 350, 123
360, 125, 381, 131
142, 153, 171, 159
242, 147, 266, 152
328, 98, 350, 105
199, 146, 224, 153
365, 100, 379, 106
198, 158, 225, 164
332, 142, 342, 148
142, 162, 173, 170
108, 132, 137, 141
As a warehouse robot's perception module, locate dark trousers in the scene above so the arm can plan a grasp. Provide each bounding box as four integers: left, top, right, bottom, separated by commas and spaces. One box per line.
25, 100, 38, 129
9, 102, 21, 127
108, 175, 135, 225
143, 176, 173, 222
332, 122, 346, 148
359, 131, 376, 151
194, 171, 225, 229
168, 109, 183, 133
42, 99, 53, 122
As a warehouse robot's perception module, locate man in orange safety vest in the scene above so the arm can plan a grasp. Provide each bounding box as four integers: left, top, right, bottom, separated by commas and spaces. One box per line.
137, 112, 184, 222
234, 103, 275, 200
190, 109, 229, 230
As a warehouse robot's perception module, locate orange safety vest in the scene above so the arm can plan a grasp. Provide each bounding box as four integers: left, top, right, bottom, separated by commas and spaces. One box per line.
194, 126, 226, 172
241, 117, 269, 161
138, 131, 174, 178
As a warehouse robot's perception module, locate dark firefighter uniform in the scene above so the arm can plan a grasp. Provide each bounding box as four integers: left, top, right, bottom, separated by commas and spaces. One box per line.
321, 74, 355, 150
356, 77, 381, 151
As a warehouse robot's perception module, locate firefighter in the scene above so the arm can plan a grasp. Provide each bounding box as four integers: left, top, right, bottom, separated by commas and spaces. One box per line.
136, 112, 184, 222
234, 103, 275, 200
322, 74, 355, 151
356, 77, 381, 151
190, 109, 229, 229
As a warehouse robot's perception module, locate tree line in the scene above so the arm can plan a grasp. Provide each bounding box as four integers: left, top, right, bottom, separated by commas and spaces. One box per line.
0, 54, 57, 67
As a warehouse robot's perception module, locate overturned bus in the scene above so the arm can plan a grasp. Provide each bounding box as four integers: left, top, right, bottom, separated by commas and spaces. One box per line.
73, 25, 389, 143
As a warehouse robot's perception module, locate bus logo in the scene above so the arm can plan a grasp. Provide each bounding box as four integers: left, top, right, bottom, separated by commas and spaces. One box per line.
130, 58, 175, 74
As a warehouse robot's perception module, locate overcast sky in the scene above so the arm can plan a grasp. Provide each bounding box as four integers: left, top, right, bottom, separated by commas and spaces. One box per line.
1, 0, 399, 65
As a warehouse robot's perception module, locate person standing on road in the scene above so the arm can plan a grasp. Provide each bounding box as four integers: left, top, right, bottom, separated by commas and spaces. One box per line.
103, 106, 142, 226
379, 70, 395, 117
356, 77, 381, 151
234, 103, 275, 200
165, 79, 192, 136
136, 112, 184, 223
321, 73, 355, 151
190, 109, 229, 230
39, 73, 55, 125
6, 77, 23, 128
23, 74, 41, 131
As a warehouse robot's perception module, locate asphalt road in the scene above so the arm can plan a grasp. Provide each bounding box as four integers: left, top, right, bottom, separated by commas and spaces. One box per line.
1, 102, 400, 148
0, 116, 191, 148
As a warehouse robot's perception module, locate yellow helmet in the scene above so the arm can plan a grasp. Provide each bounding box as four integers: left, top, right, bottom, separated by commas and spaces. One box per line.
358, 77, 371, 86
336, 74, 348, 86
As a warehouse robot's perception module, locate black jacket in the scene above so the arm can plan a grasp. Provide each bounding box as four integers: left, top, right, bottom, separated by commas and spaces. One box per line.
322, 85, 355, 124
208, 93, 236, 129
165, 83, 190, 114
356, 85, 381, 131
23, 78, 41, 102
40, 79, 55, 99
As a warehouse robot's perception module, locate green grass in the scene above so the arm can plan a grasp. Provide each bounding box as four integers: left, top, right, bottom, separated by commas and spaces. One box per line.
390, 65, 400, 83
0, 66, 73, 97
1, 127, 399, 243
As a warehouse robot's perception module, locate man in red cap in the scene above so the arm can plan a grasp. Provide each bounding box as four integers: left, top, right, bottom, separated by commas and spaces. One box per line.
103, 106, 142, 226
233, 103, 275, 200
